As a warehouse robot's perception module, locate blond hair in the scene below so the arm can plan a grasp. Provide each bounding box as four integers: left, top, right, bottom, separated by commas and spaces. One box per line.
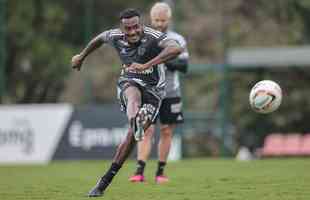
150, 2, 172, 19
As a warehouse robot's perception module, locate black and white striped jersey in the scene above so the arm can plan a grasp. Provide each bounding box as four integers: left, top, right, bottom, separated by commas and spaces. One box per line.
98, 26, 167, 88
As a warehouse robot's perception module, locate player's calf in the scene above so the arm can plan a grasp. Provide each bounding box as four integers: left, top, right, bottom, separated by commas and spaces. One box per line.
88, 163, 122, 197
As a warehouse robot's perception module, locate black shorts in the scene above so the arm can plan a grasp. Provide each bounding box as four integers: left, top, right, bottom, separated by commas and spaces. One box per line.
117, 80, 163, 123
157, 97, 184, 125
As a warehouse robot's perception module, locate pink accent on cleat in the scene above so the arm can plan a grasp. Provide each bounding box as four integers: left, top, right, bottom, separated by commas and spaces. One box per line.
129, 175, 145, 182
155, 175, 169, 184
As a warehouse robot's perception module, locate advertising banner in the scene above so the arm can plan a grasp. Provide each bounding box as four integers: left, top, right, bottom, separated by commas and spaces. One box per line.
52, 104, 131, 160
0, 104, 181, 163
0, 104, 73, 164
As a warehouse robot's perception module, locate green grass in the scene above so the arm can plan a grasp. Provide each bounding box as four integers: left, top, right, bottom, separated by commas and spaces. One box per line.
0, 158, 309, 200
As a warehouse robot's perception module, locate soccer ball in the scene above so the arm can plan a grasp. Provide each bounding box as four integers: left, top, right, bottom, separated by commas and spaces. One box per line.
249, 80, 282, 114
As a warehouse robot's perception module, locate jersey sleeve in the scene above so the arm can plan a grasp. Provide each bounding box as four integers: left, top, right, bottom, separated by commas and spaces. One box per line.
164, 32, 189, 73
176, 35, 189, 60
98, 29, 123, 44
157, 33, 168, 44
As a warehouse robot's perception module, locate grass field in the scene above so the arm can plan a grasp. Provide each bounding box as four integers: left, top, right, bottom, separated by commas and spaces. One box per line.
0, 158, 309, 200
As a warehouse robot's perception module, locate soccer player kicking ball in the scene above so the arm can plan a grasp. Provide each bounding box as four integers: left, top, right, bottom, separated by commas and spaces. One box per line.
129, 2, 189, 184
71, 8, 182, 197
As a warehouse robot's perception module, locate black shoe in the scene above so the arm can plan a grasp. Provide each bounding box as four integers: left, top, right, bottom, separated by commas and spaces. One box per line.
88, 186, 104, 197
87, 177, 108, 197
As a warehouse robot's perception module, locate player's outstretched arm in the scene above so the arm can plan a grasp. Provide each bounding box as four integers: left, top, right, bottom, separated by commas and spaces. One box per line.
127, 39, 183, 71
71, 33, 107, 71
165, 57, 189, 73
155, 39, 184, 64
165, 35, 189, 73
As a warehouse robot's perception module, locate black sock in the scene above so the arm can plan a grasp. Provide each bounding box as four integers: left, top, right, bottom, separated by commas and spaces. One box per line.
135, 160, 146, 175
156, 161, 166, 176
99, 163, 121, 190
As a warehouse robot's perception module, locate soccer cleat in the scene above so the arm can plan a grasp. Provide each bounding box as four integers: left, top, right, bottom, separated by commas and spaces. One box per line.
129, 174, 145, 182
155, 175, 169, 184
134, 107, 149, 141
88, 186, 104, 197
87, 177, 108, 197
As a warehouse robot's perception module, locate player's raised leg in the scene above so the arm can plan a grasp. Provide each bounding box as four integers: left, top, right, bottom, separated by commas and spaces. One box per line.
88, 86, 145, 197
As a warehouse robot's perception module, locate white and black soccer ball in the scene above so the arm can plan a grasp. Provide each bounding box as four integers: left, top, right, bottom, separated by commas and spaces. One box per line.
249, 80, 282, 114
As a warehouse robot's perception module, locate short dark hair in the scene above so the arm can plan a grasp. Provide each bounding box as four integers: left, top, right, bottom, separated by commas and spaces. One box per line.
119, 8, 141, 20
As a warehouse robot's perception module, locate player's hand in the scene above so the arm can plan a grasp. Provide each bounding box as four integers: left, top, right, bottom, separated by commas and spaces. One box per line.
126, 62, 148, 72
71, 54, 84, 71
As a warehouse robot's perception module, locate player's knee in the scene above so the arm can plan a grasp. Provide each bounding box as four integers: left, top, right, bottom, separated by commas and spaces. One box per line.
144, 126, 155, 139
127, 101, 141, 118
132, 101, 141, 113
160, 125, 174, 138
126, 89, 142, 115
126, 87, 141, 103
128, 99, 140, 109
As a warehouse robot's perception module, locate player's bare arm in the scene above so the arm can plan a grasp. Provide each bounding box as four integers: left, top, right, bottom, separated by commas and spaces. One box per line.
165, 56, 189, 73
165, 38, 189, 73
71, 32, 108, 71
127, 39, 183, 71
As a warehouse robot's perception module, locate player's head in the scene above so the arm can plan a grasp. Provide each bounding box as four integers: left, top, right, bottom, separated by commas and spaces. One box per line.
150, 2, 172, 33
119, 8, 143, 44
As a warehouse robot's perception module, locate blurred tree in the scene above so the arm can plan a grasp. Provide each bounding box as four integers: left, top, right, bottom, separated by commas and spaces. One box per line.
293, 0, 310, 43
6, 0, 72, 103
4, 0, 155, 103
